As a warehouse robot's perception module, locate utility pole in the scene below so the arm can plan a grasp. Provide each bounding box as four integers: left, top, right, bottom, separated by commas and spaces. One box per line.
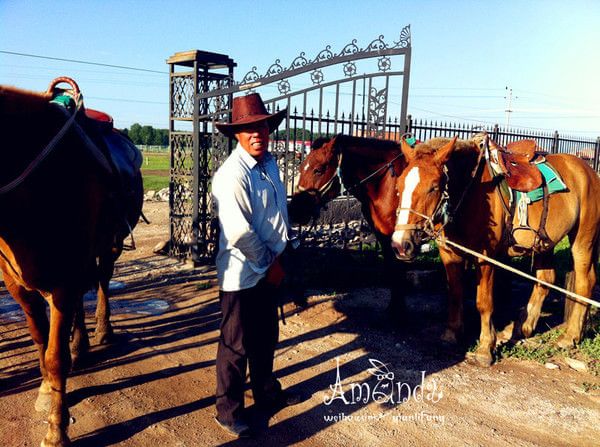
504, 86, 517, 128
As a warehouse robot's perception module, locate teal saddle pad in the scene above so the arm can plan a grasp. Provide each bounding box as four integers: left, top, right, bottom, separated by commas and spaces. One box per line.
515, 162, 567, 203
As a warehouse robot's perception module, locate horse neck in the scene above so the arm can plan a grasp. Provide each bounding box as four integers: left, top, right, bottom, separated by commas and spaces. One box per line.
338, 137, 403, 236
1, 98, 72, 186
338, 136, 402, 187
446, 148, 500, 236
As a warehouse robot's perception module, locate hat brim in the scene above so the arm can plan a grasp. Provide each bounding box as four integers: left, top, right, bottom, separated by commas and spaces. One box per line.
215, 108, 287, 138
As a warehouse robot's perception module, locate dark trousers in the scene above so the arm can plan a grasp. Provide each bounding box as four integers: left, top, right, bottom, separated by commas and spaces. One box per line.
215, 279, 281, 422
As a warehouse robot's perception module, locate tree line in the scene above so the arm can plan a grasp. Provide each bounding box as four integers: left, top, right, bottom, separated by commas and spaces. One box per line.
121, 123, 168, 146
119, 125, 322, 146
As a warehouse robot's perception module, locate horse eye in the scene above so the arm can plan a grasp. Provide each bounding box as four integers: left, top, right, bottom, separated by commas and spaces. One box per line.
429, 185, 439, 193
314, 167, 325, 175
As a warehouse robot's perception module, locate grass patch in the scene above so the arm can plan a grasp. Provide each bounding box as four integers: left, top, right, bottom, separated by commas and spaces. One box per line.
143, 175, 169, 192
499, 328, 566, 364
140, 152, 170, 170
140, 152, 170, 192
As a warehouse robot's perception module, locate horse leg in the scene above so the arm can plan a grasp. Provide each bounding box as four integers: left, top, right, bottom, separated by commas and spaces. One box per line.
95, 244, 119, 344
381, 241, 407, 322
519, 252, 555, 338
42, 290, 74, 447
472, 262, 496, 367
557, 234, 597, 348
70, 295, 89, 369
439, 247, 465, 344
3, 273, 53, 412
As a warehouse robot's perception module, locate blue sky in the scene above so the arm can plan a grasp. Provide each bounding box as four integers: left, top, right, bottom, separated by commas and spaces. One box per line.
1, 0, 599, 136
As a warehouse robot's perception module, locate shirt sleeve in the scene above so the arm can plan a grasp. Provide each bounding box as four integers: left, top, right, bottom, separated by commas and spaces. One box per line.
213, 172, 274, 273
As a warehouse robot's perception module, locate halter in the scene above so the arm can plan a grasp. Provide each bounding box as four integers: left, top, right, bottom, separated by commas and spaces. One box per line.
394, 141, 486, 241
394, 164, 451, 239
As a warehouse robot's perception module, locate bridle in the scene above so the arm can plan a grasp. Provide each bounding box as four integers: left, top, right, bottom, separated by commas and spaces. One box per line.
394, 139, 486, 241
297, 149, 404, 202
394, 164, 452, 240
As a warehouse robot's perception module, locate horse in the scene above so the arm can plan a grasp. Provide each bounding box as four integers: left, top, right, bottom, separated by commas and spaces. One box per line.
288, 134, 408, 318
391, 135, 600, 366
0, 79, 143, 446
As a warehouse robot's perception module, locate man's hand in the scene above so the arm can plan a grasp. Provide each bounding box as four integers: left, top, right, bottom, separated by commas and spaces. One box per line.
265, 256, 285, 287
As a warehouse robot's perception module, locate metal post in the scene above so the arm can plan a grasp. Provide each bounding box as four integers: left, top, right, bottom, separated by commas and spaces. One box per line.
552, 130, 560, 154
492, 123, 500, 141
594, 137, 600, 173
191, 60, 200, 263
399, 45, 411, 133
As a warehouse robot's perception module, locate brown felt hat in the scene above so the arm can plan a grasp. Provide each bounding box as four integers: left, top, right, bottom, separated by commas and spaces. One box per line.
215, 93, 287, 138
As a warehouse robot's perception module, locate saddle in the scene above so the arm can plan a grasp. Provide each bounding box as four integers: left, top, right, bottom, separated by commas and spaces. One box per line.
491, 139, 544, 192
47, 77, 143, 236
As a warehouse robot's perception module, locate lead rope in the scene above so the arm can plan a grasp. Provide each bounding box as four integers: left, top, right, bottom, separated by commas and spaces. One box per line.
437, 235, 600, 308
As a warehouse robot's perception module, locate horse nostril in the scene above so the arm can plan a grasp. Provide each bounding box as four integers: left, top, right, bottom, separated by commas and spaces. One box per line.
401, 240, 414, 256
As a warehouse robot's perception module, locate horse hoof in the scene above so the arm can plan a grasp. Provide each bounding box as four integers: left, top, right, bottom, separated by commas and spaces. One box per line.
34, 392, 51, 413
41, 431, 71, 447
95, 329, 114, 345
466, 350, 493, 367
520, 323, 534, 339
556, 333, 576, 349
70, 351, 89, 371
440, 329, 459, 345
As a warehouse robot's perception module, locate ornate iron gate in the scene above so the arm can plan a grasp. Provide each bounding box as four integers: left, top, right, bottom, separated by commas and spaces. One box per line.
167, 26, 411, 263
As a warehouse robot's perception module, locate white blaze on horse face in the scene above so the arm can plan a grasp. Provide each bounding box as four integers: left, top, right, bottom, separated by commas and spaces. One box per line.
296, 161, 310, 191
392, 167, 421, 244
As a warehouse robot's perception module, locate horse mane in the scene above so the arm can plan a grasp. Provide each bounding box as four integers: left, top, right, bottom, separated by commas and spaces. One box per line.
414, 137, 478, 156
336, 134, 400, 153
0, 85, 52, 116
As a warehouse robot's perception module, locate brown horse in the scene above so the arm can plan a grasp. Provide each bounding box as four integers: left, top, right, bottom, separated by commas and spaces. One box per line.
288, 134, 408, 317
0, 81, 142, 446
391, 136, 600, 366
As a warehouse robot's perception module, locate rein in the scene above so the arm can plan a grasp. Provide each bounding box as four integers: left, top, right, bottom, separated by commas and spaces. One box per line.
343, 151, 404, 195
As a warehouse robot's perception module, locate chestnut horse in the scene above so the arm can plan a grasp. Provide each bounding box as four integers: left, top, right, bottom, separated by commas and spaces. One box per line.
0, 82, 142, 446
391, 136, 600, 366
288, 134, 408, 317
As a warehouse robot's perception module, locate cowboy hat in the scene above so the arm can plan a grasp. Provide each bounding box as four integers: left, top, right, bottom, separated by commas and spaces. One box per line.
215, 93, 287, 138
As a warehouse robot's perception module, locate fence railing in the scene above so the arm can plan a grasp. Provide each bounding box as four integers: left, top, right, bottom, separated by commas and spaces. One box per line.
279, 112, 599, 251
272, 112, 600, 178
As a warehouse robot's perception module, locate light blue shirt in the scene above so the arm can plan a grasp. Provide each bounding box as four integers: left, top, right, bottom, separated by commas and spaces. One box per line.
212, 144, 289, 291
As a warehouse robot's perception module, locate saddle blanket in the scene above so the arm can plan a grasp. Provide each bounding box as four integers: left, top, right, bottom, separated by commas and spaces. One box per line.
514, 161, 567, 203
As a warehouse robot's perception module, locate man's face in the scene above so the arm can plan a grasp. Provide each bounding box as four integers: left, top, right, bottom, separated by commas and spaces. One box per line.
235, 121, 270, 160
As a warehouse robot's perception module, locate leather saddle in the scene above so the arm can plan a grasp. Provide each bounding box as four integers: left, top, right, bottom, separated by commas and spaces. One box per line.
490, 139, 544, 192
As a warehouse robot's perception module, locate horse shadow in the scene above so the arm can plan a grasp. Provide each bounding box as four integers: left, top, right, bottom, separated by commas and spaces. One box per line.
0, 250, 568, 446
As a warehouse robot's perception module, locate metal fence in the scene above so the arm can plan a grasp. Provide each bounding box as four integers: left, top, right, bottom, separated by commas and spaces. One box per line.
279, 112, 600, 251
406, 116, 600, 172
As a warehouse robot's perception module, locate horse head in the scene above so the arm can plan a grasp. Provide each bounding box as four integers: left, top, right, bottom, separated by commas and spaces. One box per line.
391, 136, 457, 261
288, 135, 342, 224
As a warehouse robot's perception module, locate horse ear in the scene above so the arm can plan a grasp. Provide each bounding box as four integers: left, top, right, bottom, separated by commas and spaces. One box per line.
434, 136, 458, 164
400, 138, 415, 161
329, 134, 343, 155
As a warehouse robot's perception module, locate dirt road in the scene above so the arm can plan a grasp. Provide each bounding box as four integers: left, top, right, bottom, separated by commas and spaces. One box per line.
1, 201, 599, 446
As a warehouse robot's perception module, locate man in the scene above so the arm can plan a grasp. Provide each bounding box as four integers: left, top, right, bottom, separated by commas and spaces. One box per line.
212, 93, 301, 438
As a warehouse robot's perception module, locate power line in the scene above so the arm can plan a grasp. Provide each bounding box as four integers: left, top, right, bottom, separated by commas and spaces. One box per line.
0, 50, 167, 74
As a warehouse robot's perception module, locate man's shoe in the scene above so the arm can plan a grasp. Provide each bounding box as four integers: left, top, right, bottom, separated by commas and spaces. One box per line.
214, 416, 253, 438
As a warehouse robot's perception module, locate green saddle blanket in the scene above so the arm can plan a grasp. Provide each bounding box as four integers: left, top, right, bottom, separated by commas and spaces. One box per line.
515, 161, 567, 203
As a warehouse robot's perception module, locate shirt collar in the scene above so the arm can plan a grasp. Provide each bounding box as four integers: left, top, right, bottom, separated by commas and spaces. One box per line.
234, 142, 273, 169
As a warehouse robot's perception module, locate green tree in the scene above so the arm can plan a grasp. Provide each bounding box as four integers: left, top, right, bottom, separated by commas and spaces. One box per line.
128, 123, 142, 144
140, 125, 155, 145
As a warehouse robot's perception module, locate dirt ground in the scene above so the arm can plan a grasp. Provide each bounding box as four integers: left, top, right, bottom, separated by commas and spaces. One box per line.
1, 201, 599, 447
